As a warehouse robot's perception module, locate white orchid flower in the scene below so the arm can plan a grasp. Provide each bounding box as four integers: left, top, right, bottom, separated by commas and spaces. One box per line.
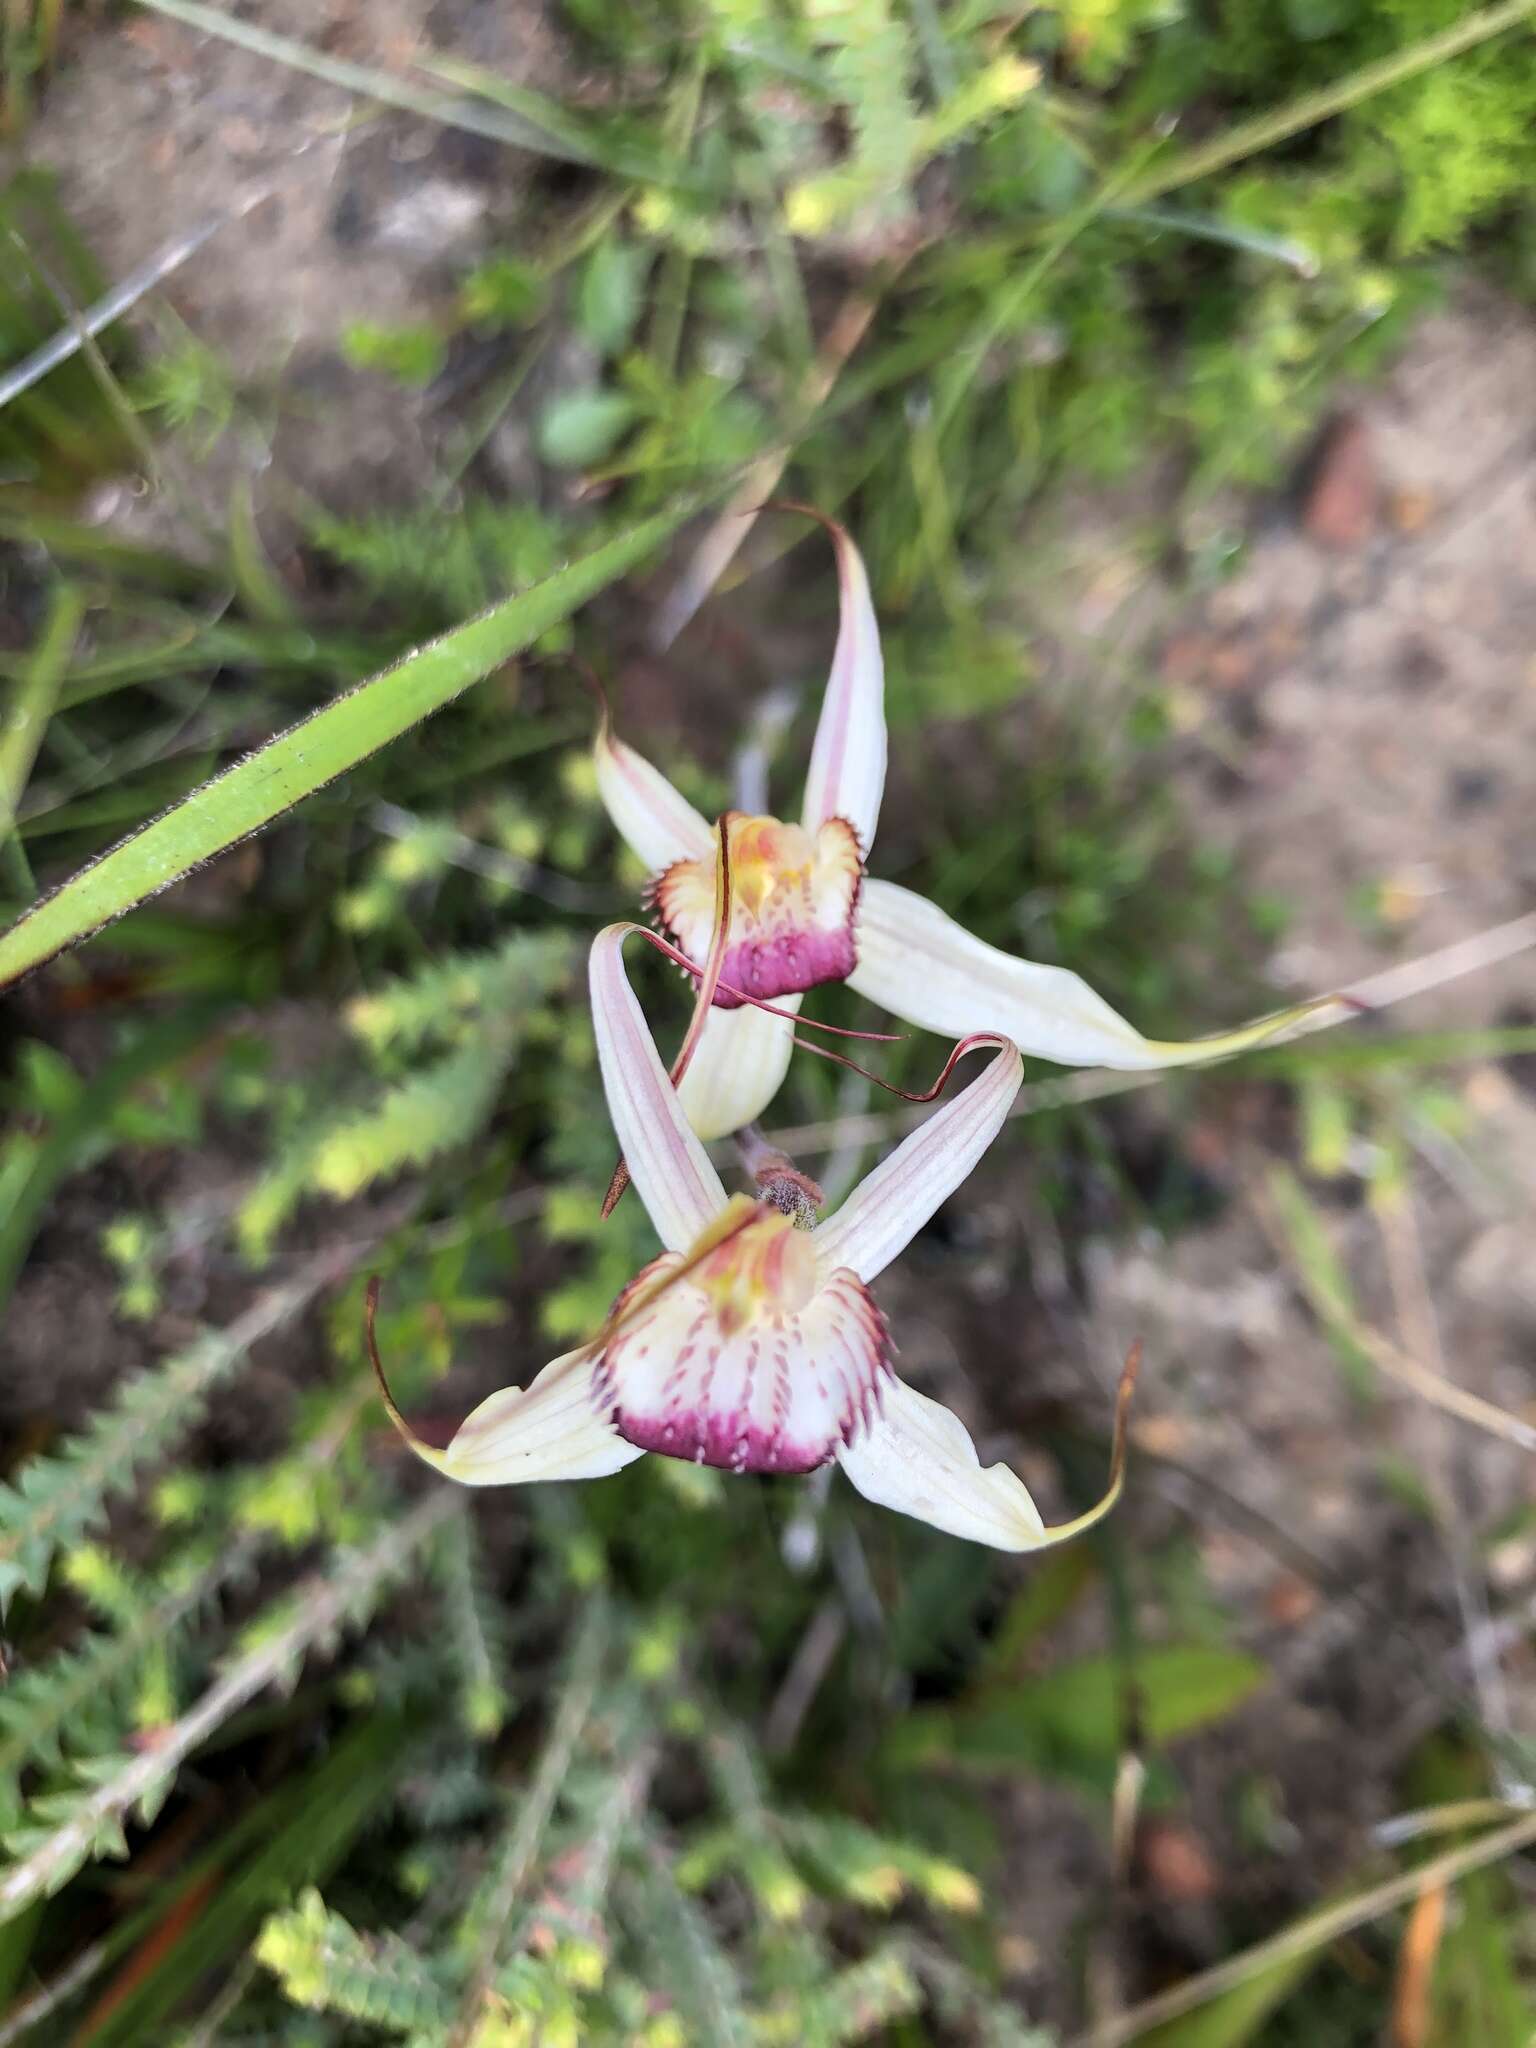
596, 511, 1346, 1141
367, 924, 1136, 1552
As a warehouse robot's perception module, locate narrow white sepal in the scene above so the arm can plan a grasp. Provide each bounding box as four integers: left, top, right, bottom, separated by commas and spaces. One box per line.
440, 1350, 645, 1486
836, 1377, 1046, 1550
590, 924, 728, 1252
594, 721, 714, 872
800, 520, 887, 857
814, 1040, 1022, 1284
851, 880, 1330, 1069
675, 994, 803, 1142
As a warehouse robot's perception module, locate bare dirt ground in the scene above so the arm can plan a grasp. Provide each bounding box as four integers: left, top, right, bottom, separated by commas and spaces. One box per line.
8, 3, 1536, 2031
954, 295, 1536, 2021
15, 0, 591, 537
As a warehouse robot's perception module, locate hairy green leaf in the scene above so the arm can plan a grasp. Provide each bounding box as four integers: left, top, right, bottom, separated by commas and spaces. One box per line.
0, 502, 695, 990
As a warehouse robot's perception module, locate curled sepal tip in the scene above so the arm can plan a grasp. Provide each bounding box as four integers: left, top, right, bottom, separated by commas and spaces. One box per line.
1039, 1338, 1141, 1548
837, 1336, 1141, 1552
364, 1275, 451, 1475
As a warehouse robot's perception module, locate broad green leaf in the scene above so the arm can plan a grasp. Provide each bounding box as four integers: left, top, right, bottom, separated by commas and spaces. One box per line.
538, 389, 641, 469
577, 238, 651, 356
1027, 1646, 1268, 1755
1432, 1869, 1536, 2047
1137, 1948, 1322, 2048
893, 1648, 1268, 1779
0, 501, 693, 991
973, 1545, 1097, 1686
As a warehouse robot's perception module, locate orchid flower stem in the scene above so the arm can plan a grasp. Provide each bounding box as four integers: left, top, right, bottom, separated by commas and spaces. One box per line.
731, 1124, 783, 1180
1095, 1480, 1146, 1888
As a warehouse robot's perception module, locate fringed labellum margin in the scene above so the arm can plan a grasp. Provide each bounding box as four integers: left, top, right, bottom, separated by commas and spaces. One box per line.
651, 813, 862, 1009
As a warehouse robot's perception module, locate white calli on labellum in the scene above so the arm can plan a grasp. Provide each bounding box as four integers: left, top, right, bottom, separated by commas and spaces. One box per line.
596, 511, 1348, 1142
367, 924, 1136, 1552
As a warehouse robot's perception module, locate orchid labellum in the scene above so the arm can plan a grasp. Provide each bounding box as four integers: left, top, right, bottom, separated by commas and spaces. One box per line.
368, 925, 1136, 1552
596, 512, 1347, 1141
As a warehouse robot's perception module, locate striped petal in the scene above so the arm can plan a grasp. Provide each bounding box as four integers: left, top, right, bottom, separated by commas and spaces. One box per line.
814, 1040, 1023, 1284
850, 879, 1344, 1069
675, 994, 802, 1142
595, 718, 714, 872
836, 1378, 1045, 1550
595, 1217, 891, 1474
800, 518, 886, 857
590, 924, 728, 1252
439, 1350, 645, 1486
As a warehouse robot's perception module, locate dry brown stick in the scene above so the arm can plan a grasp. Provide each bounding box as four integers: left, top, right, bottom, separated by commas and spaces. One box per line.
1071, 1803, 1536, 2048
1373, 1188, 1524, 1780
649, 263, 910, 652
1250, 1177, 1536, 1456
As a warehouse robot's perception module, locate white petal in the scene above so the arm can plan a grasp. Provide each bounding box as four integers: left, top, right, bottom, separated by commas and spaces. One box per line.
590, 924, 728, 1252
675, 993, 802, 1142
837, 1377, 1046, 1550
851, 879, 1335, 1069
595, 720, 714, 872
814, 1040, 1022, 1284
441, 1350, 644, 1486
800, 519, 887, 856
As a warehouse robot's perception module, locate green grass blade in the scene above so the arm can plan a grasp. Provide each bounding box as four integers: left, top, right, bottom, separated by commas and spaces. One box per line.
1123, 0, 1536, 207
134, 0, 667, 176
0, 502, 693, 989
425, 55, 690, 188
0, 581, 83, 898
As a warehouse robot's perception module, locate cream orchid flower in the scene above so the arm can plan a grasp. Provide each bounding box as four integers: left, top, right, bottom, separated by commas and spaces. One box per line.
367, 924, 1136, 1552
596, 513, 1346, 1141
